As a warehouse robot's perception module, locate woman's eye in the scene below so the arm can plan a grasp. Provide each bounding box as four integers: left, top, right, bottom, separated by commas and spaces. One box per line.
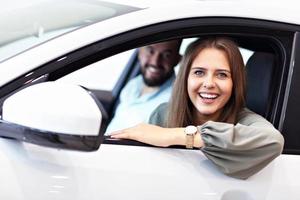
217, 72, 228, 79
194, 70, 204, 76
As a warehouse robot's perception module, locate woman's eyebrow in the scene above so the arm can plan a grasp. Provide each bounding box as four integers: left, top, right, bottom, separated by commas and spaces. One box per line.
190, 66, 206, 70
216, 69, 231, 73
190, 67, 231, 73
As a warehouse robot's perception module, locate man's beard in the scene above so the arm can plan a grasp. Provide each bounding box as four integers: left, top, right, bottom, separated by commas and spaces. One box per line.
141, 65, 174, 87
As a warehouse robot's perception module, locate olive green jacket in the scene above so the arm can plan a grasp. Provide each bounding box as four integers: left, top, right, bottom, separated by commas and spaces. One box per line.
149, 103, 284, 179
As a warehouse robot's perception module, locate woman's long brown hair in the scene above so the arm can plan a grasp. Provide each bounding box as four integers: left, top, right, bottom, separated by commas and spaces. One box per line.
166, 37, 246, 127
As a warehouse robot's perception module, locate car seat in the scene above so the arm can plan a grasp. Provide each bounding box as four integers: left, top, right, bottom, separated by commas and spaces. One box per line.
246, 51, 275, 116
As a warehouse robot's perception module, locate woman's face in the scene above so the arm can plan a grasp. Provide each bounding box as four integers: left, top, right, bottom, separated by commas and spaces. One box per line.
187, 48, 233, 121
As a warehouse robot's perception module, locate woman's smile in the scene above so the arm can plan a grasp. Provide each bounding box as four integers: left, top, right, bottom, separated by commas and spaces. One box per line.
198, 92, 220, 104
187, 48, 233, 119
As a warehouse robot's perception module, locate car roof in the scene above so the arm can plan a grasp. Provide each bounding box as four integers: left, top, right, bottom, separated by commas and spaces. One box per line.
0, 0, 299, 87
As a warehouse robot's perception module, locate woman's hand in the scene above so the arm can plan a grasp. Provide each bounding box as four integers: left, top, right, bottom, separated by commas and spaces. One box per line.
109, 123, 185, 147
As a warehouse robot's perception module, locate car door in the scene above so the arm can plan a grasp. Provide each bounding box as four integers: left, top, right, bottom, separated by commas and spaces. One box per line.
1, 2, 300, 200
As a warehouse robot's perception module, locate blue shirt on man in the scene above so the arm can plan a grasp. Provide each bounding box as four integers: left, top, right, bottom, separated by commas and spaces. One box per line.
105, 74, 175, 134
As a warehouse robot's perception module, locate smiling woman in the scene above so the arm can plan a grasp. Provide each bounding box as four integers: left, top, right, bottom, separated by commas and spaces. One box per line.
110, 37, 284, 179
187, 47, 234, 124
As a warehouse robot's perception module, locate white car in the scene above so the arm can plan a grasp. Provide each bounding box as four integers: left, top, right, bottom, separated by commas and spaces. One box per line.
0, 0, 300, 199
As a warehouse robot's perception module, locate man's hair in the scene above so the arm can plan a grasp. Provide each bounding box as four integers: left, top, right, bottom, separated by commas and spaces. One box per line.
166, 37, 246, 127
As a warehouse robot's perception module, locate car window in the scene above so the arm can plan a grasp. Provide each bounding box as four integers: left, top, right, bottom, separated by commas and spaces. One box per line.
57, 38, 254, 93
58, 38, 198, 91
100, 36, 278, 148
57, 49, 135, 91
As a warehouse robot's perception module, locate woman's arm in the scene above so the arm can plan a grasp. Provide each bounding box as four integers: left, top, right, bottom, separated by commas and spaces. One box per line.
110, 123, 203, 148
198, 109, 284, 179
110, 107, 284, 179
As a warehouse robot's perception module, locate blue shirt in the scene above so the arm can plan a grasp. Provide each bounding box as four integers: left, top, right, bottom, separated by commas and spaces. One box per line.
105, 74, 175, 134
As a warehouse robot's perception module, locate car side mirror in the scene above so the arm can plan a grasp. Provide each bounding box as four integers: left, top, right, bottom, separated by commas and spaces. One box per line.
0, 82, 105, 151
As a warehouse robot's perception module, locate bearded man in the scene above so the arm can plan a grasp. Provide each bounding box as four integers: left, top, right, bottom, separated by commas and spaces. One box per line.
106, 40, 182, 133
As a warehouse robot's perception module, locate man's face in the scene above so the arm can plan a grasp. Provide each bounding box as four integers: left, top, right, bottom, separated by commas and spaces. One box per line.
138, 41, 181, 87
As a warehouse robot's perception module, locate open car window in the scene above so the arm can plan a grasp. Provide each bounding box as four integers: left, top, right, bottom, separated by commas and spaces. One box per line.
57, 49, 135, 91
57, 38, 254, 92
54, 36, 271, 148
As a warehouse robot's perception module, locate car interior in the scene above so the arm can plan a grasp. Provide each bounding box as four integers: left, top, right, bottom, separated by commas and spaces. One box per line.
0, 34, 283, 148
107, 36, 279, 121
98, 36, 281, 147
246, 51, 276, 116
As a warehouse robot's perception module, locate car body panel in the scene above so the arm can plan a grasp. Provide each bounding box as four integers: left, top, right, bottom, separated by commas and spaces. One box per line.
1, 140, 300, 200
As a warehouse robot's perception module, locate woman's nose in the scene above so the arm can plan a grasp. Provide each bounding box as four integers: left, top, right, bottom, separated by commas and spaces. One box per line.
203, 76, 215, 88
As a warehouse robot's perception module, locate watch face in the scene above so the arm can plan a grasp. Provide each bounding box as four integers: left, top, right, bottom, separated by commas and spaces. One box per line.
185, 125, 197, 135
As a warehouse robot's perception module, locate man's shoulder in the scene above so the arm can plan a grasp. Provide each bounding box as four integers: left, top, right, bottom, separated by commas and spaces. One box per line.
154, 74, 175, 96
125, 75, 142, 88
120, 75, 143, 95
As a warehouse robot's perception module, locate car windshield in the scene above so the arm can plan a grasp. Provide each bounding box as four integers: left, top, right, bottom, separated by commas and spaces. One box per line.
0, 0, 141, 62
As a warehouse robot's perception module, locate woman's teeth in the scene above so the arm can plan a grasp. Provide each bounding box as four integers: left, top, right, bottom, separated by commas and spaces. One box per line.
199, 93, 218, 99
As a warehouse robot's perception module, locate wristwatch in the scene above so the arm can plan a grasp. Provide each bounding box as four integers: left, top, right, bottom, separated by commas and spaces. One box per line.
184, 125, 198, 149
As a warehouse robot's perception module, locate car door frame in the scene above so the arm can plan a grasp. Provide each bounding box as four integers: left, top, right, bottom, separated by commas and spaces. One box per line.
0, 17, 299, 153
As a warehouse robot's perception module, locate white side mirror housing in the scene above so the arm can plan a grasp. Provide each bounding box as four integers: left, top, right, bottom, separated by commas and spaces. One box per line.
1, 82, 104, 151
